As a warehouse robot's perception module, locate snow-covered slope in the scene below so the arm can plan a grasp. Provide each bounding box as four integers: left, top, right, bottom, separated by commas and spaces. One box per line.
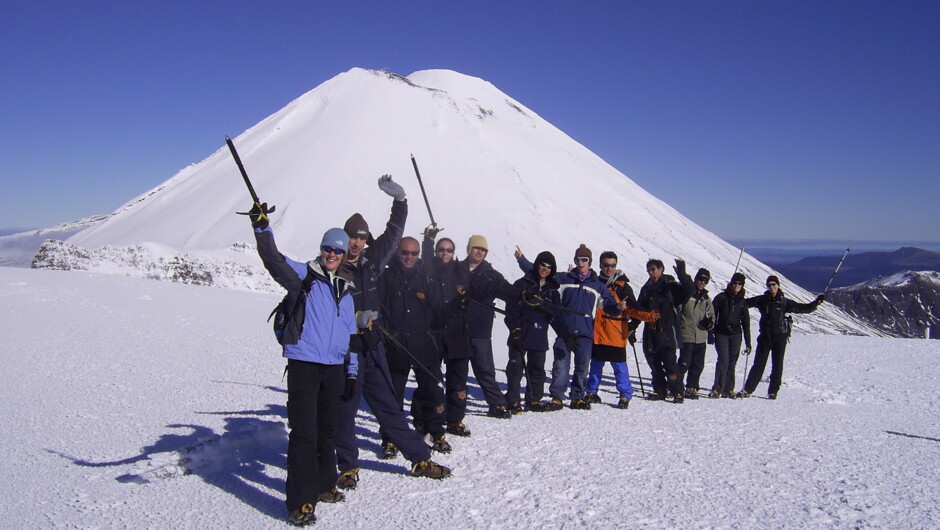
54, 67, 870, 334
0, 214, 107, 266
828, 271, 940, 338
841, 270, 940, 289
0, 267, 936, 527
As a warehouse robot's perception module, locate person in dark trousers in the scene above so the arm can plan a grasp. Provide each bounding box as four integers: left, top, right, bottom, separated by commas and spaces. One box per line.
421, 232, 475, 437
738, 275, 824, 399
248, 203, 357, 527
503, 251, 561, 413
518, 244, 623, 411
463, 235, 517, 419
334, 176, 449, 493
379, 236, 450, 453
635, 258, 694, 403
677, 268, 716, 399
584, 251, 660, 409
709, 272, 752, 398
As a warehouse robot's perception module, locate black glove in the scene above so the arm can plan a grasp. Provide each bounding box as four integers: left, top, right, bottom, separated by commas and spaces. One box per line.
509, 328, 523, 346
423, 224, 442, 240
698, 316, 714, 330
248, 202, 272, 229
674, 259, 686, 278
342, 378, 358, 402
628, 331, 637, 346
815, 294, 826, 305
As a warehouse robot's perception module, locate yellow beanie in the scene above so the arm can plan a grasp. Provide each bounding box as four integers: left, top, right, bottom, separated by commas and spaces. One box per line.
467, 234, 488, 254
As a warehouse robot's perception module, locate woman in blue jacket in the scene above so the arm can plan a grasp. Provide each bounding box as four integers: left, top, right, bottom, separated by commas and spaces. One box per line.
250, 203, 357, 527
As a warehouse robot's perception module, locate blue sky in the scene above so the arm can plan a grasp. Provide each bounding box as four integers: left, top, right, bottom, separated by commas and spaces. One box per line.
2, 1, 938, 243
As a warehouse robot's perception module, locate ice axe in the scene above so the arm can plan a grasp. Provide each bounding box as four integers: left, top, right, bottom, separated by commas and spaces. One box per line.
226, 135, 275, 215
410, 154, 440, 232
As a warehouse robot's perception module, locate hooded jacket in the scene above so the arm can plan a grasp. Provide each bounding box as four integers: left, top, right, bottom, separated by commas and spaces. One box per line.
504, 251, 561, 351
679, 287, 716, 344
255, 226, 357, 374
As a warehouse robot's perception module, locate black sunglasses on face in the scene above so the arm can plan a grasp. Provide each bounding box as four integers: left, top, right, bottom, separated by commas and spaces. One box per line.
767, 282, 778, 287
732, 281, 743, 286
436, 248, 455, 253
601, 263, 617, 268
400, 250, 419, 257
321, 246, 345, 255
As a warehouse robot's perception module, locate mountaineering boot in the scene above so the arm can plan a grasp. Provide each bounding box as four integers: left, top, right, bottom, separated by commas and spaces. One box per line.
708, 389, 721, 399
318, 487, 345, 503
431, 436, 452, 454
446, 422, 471, 437
411, 459, 452, 479
617, 397, 631, 409
736, 390, 750, 399
768, 392, 778, 400
287, 503, 316, 526
526, 401, 548, 412
686, 387, 699, 400
722, 392, 735, 399
585, 392, 602, 404
545, 398, 565, 412
507, 401, 525, 415
644, 392, 665, 401
487, 405, 512, 419
570, 399, 592, 410
337, 467, 359, 490
673, 393, 685, 404
380, 442, 399, 460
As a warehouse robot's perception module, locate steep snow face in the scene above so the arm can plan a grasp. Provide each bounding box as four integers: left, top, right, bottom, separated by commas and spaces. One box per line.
62, 67, 872, 334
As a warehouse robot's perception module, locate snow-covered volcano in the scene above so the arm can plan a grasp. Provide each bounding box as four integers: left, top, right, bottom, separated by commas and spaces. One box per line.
59, 68, 870, 334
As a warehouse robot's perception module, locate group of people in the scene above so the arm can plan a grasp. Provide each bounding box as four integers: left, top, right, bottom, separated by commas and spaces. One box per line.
247, 175, 826, 526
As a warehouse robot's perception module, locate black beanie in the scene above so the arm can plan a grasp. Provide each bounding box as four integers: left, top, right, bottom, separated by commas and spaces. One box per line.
730, 272, 746, 285
344, 213, 369, 239
695, 268, 711, 282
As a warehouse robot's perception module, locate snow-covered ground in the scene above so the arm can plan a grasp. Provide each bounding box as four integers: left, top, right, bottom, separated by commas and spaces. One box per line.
1, 267, 937, 528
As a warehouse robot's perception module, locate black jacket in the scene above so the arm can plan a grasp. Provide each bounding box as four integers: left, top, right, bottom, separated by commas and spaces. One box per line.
464, 260, 514, 339
504, 269, 561, 351
713, 289, 752, 348
746, 289, 819, 337
341, 199, 406, 352
425, 255, 472, 360
636, 273, 693, 353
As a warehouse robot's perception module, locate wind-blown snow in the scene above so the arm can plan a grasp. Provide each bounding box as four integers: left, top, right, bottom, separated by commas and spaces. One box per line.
1, 267, 937, 528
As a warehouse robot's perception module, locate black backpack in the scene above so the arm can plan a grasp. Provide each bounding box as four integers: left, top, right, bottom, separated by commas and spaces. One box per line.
268, 267, 316, 345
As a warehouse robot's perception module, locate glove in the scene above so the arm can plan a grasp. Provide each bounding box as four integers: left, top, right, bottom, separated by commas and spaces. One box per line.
673, 259, 686, 278
355, 310, 378, 330
815, 294, 826, 305
707, 331, 715, 345
423, 224, 441, 240
247, 202, 272, 229
342, 377, 357, 402
698, 316, 714, 330
509, 328, 523, 346
377, 174, 406, 201
744, 346, 752, 354
628, 331, 637, 345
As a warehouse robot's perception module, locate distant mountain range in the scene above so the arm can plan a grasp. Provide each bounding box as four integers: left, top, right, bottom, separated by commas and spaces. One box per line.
827, 271, 939, 339
773, 247, 940, 292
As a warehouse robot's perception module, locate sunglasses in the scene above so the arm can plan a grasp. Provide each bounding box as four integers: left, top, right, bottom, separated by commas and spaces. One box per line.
767, 282, 779, 287
321, 246, 345, 255
538, 262, 553, 269
574, 257, 590, 263
732, 281, 744, 286
696, 277, 710, 283
601, 263, 617, 268
436, 247, 455, 254
400, 250, 419, 257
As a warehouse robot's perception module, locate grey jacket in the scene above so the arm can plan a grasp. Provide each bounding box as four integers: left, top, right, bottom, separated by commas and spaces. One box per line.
679, 288, 715, 344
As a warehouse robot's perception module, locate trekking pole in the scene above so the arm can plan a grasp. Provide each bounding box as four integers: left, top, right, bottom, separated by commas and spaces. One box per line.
733, 246, 745, 275
740, 348, 751, 395
410, 154, 439, 230
371, 320, 445, 390
226, 136, 276, 214
630, 341, 646, 397
822, 248, 851, 293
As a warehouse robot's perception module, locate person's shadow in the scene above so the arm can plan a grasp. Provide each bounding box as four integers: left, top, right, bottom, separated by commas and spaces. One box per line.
51, 384, 291, 522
